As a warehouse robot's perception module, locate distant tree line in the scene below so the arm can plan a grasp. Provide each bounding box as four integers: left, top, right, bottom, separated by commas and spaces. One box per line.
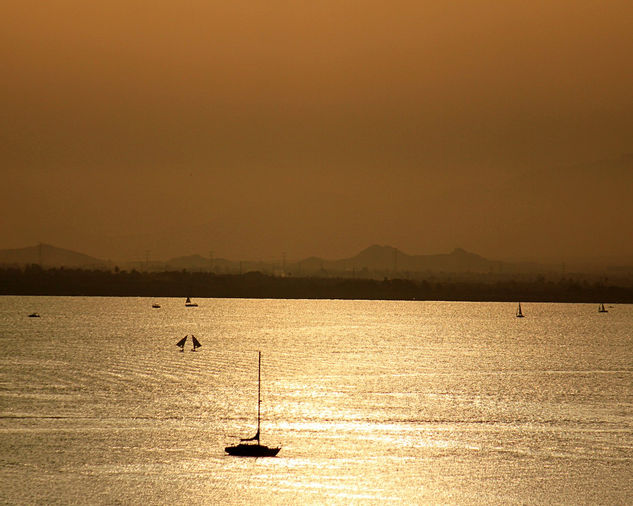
1, 265, 632, 303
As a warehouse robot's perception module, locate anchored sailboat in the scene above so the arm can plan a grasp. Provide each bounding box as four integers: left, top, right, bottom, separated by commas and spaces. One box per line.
176, 335, 187, 352
516, 302, 525, 318
598, 303, 608, 313
225, 351, 280, 457
191, 335, 202, 352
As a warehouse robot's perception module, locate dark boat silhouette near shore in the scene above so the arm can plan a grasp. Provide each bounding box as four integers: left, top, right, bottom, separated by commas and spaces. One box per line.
225, 351, 280, 457
598, 303, 608, 313
185, 297, 198, 307
516, 302, 525, 318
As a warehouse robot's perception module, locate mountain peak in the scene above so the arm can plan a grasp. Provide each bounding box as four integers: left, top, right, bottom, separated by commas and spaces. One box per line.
0, 244, 106, 268
361, 244, 399, 254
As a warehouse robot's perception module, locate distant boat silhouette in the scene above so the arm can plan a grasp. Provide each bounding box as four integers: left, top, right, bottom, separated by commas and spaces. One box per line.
176, 335, 187, 352
152, 303, 161, 308
28, 313, 40, 318
516, 303, 525, 318
191, 335, 202, 352
598, 303, 608, 313
225, 351, 280, 457
185, 297, 198, 307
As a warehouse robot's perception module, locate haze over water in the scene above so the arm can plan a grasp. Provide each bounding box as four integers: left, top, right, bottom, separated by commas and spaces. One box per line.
1, 297, 631, 504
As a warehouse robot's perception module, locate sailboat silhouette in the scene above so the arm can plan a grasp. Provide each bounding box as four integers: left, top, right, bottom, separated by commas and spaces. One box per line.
516, 302, 525, 318
225, 351, 280, 457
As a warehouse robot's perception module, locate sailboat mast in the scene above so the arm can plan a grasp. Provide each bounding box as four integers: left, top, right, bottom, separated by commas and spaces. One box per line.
257, 351, 261, 442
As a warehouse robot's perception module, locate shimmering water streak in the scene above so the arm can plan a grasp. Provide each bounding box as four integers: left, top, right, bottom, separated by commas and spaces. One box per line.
0, 297, 631, 504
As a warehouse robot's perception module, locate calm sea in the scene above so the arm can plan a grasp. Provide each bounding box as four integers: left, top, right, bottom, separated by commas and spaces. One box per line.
1, 297, 631, 504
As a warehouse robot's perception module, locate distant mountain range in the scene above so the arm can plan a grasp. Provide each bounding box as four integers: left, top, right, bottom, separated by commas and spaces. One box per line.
1, 243, 630, 280
0, 242, 513, 277
159, 244, 506, 276
292, 245, 504, 274
0, 243, 502, 272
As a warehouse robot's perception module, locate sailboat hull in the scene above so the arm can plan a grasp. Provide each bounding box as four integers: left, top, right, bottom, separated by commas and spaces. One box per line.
225, 444, 280, 457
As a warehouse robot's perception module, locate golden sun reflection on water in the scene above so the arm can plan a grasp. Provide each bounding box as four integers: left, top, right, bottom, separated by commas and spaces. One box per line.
1, 298, 632, 504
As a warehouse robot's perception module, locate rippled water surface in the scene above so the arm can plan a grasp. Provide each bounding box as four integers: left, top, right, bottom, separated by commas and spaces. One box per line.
1, 297, 632, 504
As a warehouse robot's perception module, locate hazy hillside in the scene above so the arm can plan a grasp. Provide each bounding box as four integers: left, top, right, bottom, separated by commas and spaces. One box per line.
0, 243, 106, 268
346, 245, 502, 272
164, 254, 211, 270
294, 245, 504, 274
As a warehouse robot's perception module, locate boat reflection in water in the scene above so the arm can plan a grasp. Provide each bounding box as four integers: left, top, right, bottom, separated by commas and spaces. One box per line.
225, 351, 280, 457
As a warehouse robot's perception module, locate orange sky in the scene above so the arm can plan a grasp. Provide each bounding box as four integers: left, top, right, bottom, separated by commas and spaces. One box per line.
1, 1, 632, 263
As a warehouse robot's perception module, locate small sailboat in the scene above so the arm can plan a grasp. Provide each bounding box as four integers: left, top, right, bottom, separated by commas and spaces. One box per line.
598, 303, 608, 313
191, 335, 202, 352
225, 351, 280, 457
185, 297, 198, 307
516, 302, 525, 318
176, 335, 188, 352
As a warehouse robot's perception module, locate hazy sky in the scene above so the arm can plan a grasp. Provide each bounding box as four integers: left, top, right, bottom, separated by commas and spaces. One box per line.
2, 1, 632, 263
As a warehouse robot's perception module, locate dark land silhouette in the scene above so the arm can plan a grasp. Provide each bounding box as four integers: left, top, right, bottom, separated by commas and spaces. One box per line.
2, 243, 631, 281
1, 265, 631, 303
